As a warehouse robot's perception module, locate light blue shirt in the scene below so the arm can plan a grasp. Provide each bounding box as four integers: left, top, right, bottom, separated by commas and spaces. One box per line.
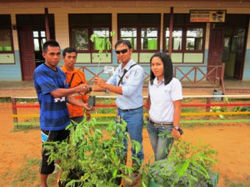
107, 59, 144, 110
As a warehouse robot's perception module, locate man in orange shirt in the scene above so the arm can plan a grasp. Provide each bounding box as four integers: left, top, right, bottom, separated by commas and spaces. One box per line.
61, 47, 91, 123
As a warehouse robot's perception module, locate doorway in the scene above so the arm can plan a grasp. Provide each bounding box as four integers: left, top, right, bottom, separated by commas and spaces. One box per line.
221, 14, 248, 80
207, 24, 224, 80
16, 14, 55, 80
222, 28, 247, 80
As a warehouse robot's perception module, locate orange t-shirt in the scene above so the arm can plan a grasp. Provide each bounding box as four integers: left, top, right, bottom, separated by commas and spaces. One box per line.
61, 66, 89, 118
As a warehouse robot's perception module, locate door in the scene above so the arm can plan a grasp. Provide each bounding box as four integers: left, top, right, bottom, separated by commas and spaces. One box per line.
17, 14, 55, 80
207, 25, 224, 80
18, 26, 36, 80
222, 28, 247, 80
233, 28, 246, 80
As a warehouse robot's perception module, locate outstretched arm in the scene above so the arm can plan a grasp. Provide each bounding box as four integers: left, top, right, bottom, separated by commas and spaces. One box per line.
51, 84, 88, 98
94, 77, 123, 94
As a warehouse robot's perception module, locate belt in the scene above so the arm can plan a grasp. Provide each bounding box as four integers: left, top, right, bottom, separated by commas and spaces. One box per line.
118, 106, 143, 112
149, 119, 173, 126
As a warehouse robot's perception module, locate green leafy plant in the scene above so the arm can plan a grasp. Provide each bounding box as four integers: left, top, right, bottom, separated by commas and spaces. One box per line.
90, 31, 115, 64
142, 139, 218, 187
44, 118, 136, 186
210, 97, 230, 119
89, 31, 115, 82
233, 106, 250, 112
90, 31, 115, 54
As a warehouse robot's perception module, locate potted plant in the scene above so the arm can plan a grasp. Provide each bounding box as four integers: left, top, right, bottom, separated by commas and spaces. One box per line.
44, 118, 135, 186
141, 139, 219, 187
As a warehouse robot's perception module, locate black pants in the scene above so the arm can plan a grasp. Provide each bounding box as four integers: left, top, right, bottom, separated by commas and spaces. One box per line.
40, 129, 69, 175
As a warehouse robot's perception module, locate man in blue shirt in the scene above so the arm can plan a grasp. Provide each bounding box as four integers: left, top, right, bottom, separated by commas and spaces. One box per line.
94, 40, 144, 184
33, 40, 90, 187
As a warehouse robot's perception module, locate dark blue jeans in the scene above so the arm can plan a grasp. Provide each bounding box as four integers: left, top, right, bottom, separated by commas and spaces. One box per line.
147, 121, 174, 161
118, 107, 144, 164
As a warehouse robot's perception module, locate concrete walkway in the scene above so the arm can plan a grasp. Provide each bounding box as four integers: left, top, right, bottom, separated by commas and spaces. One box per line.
0, 80, 250, 98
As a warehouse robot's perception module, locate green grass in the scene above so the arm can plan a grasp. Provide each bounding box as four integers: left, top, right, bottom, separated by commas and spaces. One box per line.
10, 158, 40, 186
1, 157, 57, 187
181, 107, 200, 113
16, 98, 38, 103
0, 97, 11, 102
13, 124, 40, 132
224, 175, 250, 187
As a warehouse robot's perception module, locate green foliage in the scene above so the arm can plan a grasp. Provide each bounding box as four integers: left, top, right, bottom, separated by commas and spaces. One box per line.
210, 106, 226, 119
210, 97, 229, 119
44, 118, 134, 186
11, 158, 40, 185
90, 31, 115, 54
224, 175, 250, 187
16, 98, 38, 103
0, 97, 11, 102
233, 106, 250, 112
1, 157, 57, 187
142, 140, 218, 187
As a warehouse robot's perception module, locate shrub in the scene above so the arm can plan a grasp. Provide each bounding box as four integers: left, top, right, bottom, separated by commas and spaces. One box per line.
44, 118, 135, 186
142, 140, 218, 187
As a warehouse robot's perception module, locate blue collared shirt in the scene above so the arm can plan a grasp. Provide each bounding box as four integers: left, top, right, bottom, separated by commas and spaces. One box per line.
107, 59, 144, 110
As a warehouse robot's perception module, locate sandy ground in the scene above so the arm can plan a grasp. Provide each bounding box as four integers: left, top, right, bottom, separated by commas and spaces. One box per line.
0, 102, 250, 186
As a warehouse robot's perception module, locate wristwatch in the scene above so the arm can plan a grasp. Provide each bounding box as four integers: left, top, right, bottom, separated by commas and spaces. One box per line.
173, 126, 184, 135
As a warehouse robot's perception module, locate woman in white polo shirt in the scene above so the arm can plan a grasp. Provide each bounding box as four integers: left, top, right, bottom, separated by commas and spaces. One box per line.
147, 52, 183, 161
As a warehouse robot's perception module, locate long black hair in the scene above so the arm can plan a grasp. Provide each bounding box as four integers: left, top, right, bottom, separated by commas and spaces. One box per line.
150, 52, 173, 85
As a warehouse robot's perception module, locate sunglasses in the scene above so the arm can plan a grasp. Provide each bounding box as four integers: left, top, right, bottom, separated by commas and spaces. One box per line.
115, 48, 128, 54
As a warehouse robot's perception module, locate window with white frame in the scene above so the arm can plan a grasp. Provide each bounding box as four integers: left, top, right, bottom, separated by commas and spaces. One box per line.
120, 28, 137, 50
69, 14, 112, 63
33, 30, 46, 52
165, 28, 183, 51
71, 28, 89, 50
0, 15, 14, 64
93, 28, 110, 51
186, 28, 203, 51
0, 15, 13, 53
118, 14, 160, 63
141, 27, 158, 50
164, 14, 205, 64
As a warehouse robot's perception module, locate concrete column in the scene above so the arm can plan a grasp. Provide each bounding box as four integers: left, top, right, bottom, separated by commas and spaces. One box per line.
112, 12, 118, 48
11, 13, 19, 51
204, 22, 210, 65
54, 9, 69, 49
160, 12, 164, 51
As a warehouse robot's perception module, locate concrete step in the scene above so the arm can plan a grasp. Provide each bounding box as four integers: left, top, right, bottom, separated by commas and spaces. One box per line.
225, 88, 250, 94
